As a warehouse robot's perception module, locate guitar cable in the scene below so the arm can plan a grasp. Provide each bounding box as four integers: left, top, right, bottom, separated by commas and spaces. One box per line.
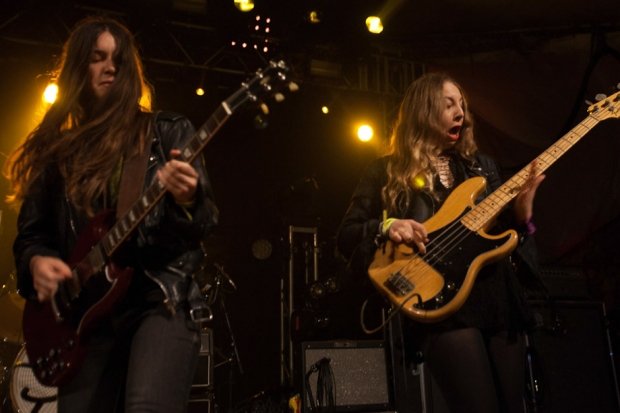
360, 293, 422, 335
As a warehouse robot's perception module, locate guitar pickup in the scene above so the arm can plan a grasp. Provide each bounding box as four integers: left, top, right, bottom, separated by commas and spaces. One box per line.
384, 271, 415, 297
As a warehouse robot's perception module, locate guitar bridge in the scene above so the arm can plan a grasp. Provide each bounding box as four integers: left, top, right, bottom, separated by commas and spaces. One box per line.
384, 271, 415, 297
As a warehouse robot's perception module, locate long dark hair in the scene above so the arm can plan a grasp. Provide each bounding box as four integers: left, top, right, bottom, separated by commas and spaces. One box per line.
5, 16, 153, 215
383, 72, 477, 214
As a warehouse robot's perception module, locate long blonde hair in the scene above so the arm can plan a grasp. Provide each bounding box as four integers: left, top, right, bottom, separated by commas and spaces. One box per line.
5, 16, 153, 215
383, 73, 477, 215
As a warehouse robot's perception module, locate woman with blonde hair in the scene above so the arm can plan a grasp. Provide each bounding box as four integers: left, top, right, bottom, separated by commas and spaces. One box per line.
337, 72, 544, 413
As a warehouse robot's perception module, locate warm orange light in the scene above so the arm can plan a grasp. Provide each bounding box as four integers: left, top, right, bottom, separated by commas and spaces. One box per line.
357, 125, 373, 141
196, 87, 205, 96
321, 106, 329, 114
234, 0, 254, 12
43, 83, 58, 104
365, 16, 383, 34
309, 11, 321, 23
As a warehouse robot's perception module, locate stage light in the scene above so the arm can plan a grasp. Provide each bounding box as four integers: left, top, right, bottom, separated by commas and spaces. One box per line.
309, 11, 321, 24
308, 282, 326, 299
321, 106, 329, 114
365, 16, 383, 34
234, 0, 254, 12
196, 71, 206, 96
253, 113, 269, 129
413, 175, 425, 188
43, 83, 58, 104
357, 125, 373, 141
263, 46, 268, 53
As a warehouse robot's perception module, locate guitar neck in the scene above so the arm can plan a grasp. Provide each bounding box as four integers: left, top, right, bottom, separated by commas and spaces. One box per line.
72, 103, 234, 282
462, 112, 602, 231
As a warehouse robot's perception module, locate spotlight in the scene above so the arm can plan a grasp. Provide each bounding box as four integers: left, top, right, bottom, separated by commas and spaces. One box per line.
308, 10, 322, 24
195, 87, 205, 96
234, 0, 254, 12
308, 282, 326, 299
323, 277, 341, 294
357, 125, 373, 141
365, 16, 383, 34
43, 83, 58, 104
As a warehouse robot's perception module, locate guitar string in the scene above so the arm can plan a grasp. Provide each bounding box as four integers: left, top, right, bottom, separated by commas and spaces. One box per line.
386, 114, 599, 307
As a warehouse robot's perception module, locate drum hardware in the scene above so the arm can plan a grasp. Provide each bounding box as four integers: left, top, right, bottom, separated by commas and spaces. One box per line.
10, 346, 57, 413
0, 272, 25, 345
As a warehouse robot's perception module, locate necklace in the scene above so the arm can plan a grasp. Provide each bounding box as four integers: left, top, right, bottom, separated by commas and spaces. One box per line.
433, 156, 454, 189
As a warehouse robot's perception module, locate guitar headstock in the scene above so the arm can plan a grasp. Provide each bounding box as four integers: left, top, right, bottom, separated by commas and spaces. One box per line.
224, 59, 298, 114
587, 89, 620, 120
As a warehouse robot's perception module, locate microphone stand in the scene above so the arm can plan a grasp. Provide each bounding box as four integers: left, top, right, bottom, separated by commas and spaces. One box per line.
211, 265, 243, 413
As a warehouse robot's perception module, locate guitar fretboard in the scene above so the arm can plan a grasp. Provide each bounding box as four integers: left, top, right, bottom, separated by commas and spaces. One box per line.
462, 111, 603, 231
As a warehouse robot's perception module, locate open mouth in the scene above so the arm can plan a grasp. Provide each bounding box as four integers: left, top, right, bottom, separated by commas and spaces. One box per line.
447, 125, 461, 141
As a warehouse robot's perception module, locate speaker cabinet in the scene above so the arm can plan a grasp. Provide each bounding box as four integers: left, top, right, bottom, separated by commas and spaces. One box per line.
188, 328, 213, 413
301, 340, 393, 412
527, 300, 620, 413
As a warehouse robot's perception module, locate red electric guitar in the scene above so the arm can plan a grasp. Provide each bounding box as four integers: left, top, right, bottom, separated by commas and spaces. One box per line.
22, 60, 297, 387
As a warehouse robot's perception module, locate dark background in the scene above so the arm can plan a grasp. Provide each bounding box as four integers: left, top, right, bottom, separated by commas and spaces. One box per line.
1, 0, 620, 411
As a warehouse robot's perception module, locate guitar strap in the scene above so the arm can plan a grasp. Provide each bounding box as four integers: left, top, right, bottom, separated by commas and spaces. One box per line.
115, 112, 157, 220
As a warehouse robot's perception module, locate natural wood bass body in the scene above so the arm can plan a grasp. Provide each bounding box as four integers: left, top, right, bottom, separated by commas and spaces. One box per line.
368, 177, 518, 323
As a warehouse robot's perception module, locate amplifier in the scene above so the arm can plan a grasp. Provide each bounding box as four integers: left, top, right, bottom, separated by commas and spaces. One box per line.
526, 300, 620, 412
301, 340, 393, 412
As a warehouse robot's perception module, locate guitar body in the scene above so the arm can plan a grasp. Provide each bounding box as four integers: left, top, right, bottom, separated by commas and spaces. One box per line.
368, 177, 518, 323
22, 209, 133, 387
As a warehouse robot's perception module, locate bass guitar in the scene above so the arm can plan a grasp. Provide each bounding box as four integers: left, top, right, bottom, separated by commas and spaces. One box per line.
368, 90, 620, 323
22, 59, 296, 386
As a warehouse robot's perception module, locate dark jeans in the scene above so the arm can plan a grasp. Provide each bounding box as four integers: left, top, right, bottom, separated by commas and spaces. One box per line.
58, 302, 201, 413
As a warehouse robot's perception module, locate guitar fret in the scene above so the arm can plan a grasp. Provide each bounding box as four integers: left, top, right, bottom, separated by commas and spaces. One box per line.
114, 226, 122, 241
182, 146, 193, 160
198, 128, 208, 142
108, 231, 117, 248
121, 217, 130, 232
90, 244, 104, 271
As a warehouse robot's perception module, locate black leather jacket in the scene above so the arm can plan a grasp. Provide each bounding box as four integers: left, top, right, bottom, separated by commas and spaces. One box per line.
14, 111, 219, 316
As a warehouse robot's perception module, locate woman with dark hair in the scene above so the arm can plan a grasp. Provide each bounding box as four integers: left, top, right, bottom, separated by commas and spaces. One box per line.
6, 16, 218, 413
337, 73, 544, 413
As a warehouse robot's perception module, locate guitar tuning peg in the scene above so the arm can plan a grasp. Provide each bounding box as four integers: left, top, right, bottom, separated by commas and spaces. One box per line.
260, 103, 269, 115
585, 100, 594, 106
288, 82, 299, 92
275, 93, 285, 102
595, 93, 607, 101
617, 83, 620, 90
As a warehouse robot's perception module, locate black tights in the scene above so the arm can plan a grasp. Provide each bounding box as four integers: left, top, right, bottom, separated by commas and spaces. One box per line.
423, 328, 525, 413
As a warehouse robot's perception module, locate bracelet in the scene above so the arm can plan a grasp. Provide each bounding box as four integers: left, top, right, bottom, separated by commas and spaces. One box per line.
175, 198, 196, 208
382, 218, 398, 236
523, 218, 536, 235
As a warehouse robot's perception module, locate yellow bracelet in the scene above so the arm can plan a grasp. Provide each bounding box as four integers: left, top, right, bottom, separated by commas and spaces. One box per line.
175, 198, 196, 208
382, 218, 398, 236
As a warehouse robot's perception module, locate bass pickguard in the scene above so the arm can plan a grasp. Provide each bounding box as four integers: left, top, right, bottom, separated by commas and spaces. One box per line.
409, 221, 512, 311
